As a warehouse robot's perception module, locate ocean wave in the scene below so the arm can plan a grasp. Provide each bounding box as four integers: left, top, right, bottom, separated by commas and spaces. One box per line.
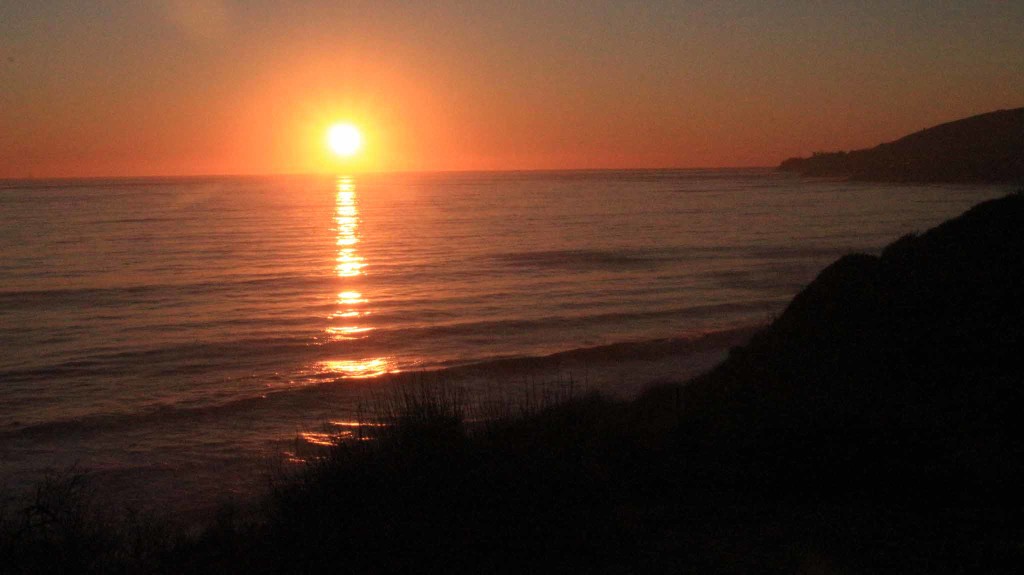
488, 244, 854, 273
325, 299, 782, 345
426, 324, 760, 373
0, 325, 761, 441
0, 275, 334, 308
491, 248, 670, 270
0, 335, 309, 383
1, 299, 782, 385
0, 392, 282, 440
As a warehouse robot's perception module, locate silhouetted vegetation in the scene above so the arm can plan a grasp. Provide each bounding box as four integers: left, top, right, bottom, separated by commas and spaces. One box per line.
4, 192, 1024, 572
779, 108, 1024, 182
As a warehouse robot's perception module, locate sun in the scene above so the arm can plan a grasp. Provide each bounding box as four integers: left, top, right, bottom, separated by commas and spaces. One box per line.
327, 123, 362, 157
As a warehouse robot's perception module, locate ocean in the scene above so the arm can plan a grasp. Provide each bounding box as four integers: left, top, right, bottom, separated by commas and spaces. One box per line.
0, 169, 1010, 510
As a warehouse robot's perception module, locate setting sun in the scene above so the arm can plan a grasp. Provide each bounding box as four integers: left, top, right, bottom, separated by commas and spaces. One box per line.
327, 123, 363, 157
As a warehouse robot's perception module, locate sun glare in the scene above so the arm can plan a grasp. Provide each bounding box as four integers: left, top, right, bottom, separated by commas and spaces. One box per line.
327, 123, 362, 157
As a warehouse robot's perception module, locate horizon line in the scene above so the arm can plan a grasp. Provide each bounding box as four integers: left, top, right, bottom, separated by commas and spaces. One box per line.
0, 165, 777, 183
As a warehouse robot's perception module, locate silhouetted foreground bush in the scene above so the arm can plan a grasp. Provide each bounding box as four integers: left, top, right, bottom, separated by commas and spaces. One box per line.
0, 468, 181, 574
4, 192, 1024, 573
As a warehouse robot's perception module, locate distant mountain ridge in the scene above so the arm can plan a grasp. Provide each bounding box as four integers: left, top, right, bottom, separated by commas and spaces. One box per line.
779, 107, 1024, 182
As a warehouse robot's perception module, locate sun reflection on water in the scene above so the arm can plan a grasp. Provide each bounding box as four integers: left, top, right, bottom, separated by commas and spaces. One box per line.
318, 358, 396, 379
299, 431, 342, 447
325, 325, 374, 339
336, 291, 366, 305
319, 176, 394, 379
334, 179, 365, 277
329, 178, 370, 339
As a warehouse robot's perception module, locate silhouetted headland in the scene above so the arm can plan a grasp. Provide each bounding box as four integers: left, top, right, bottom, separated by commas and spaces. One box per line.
4, 192, 1024, 572
680, 190, 1024, 497
779, 107, 1024, 182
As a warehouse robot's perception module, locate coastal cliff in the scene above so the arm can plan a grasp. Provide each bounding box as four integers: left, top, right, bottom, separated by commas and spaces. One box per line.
779, 107, 1024, 182
681, 191, 1024, 502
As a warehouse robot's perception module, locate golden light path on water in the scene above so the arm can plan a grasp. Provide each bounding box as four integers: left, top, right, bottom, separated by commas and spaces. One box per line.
334, 177, 364, 276
316, 176, 397, 379
299, 420, 385, 449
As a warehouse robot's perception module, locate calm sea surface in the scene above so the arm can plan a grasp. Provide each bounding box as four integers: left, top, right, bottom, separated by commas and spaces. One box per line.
0, 169, 1010, 508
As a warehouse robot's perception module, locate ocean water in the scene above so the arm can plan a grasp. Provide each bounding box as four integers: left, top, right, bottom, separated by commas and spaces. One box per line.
0, 169, 1010, 509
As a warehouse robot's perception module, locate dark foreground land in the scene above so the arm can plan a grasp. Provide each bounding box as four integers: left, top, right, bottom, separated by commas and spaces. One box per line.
779, 107, 1024, 182
4, 192, 1024, 573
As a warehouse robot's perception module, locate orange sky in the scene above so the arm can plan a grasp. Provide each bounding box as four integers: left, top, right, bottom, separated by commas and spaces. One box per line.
1, 1, 1022, 178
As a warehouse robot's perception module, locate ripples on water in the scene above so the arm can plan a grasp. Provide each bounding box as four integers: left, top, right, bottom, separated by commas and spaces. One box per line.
0, 169, 1009, 508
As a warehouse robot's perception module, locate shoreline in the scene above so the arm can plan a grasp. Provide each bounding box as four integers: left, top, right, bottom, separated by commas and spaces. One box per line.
1, 323, 762, 516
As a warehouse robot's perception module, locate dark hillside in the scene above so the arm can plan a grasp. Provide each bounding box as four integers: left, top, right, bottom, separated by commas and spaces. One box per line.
681, 192, 1024, 500
779, 108, 1024, 182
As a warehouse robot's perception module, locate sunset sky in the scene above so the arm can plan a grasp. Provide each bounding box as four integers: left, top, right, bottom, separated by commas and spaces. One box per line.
1, 1, 1022, 178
